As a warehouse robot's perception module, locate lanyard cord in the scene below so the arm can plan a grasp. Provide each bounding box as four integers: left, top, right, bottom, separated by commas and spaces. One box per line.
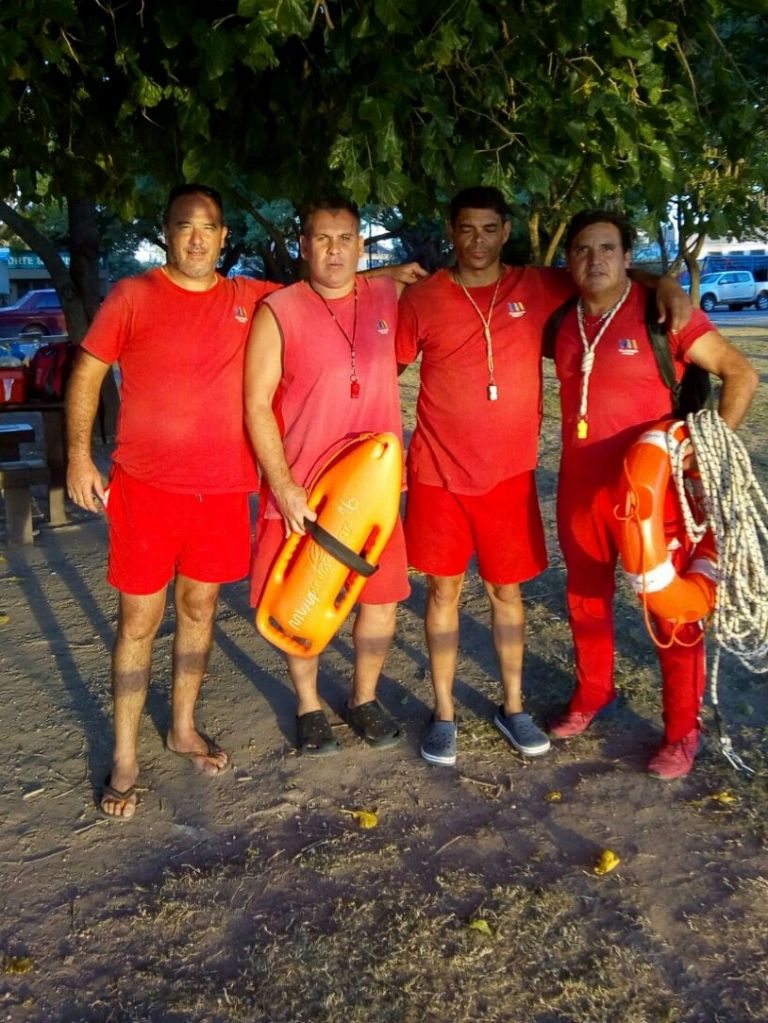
310, 281, 360, 397
455, 269, 504, 399
575, 279, 632, 437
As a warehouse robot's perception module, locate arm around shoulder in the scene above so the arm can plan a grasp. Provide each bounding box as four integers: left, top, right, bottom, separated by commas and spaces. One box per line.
631, 270, 693, 331
364, 262, 428, 296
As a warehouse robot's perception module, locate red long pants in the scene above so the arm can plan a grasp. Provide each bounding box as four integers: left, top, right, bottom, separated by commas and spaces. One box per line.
556, 474, 706, 743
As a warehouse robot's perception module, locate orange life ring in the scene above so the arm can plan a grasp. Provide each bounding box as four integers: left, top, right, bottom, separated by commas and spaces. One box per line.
256, 432, 403, 659
616, 419, 718, 625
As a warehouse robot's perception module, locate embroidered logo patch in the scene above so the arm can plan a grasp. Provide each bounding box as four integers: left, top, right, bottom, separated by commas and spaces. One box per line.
507, 302, 526, 318
234, 306, 248, 323
376, 319, 390, 334
617, 337, 640, 354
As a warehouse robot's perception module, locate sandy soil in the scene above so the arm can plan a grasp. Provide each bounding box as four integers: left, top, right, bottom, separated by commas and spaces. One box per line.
0, 340, 767, 1023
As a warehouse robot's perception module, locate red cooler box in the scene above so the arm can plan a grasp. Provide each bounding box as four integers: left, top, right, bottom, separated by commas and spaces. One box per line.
0, 368, 27, 404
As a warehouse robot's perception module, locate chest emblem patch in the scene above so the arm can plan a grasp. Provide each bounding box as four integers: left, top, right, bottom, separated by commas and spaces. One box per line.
376, 320, 390, 334
507, 301, 526, 318
617, 337, 640, 354
234, 305, 249, 323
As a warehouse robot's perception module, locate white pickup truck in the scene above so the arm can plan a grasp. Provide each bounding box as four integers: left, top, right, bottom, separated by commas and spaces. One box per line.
690, 270, 768, 312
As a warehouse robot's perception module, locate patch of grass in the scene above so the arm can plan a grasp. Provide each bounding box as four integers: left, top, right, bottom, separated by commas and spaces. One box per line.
92, 861, 690, 1023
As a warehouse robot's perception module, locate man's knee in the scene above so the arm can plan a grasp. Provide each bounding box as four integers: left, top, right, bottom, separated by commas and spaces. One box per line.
427, 574, 464, 608
358, 600, 397, 635
117, 591, 166, 644
486, 581, 522, 607
175, 578, 220, 624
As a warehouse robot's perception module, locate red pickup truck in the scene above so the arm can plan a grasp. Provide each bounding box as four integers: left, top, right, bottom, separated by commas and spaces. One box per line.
0, 289, 67, 338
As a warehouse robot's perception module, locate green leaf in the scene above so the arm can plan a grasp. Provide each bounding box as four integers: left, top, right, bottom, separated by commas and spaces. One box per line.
358, 96, 391, 129
274, 0, 311, 35
242, 23, 280, 70
135, 75, 164, 108
526, 164, 553, 197
350, 9, 375, 38
649, 140, 677, 182
373, 0, 410, 32
237, 0, 271, 16
181, 148, 204, 182
376, 121, 402, 164
375, 169, 411, 206
611, 0, 628, 29
590, 162, 614, 198
452, 145, 483, 185
155, 6, 185, 48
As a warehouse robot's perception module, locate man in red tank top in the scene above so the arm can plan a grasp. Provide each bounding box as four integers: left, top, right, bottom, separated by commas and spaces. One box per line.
245, 199, 423, 757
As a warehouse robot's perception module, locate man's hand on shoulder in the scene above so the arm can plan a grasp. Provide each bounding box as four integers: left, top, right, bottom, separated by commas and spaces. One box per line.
631, 269, 693, 331
364, 261, 428, 294
655, 274, 693, 331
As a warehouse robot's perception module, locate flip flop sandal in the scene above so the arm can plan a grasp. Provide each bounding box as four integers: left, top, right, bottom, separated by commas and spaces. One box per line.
166, 734, 230, 773
296, 710, 341, 757
100, 776, 138, 819
345, 699, 401, 749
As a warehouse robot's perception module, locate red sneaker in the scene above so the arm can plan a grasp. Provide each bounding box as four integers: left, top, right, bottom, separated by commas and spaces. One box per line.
647, 728, 702, 780
548, 708, 599, 738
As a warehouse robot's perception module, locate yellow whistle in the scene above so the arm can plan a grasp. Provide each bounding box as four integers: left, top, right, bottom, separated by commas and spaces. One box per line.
577, 419, 588, 439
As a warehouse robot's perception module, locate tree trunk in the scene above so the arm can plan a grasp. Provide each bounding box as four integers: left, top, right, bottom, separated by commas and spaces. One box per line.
681, 232, 707, 307
543, 219, 567, 267
528, 210, 541, 264
67, 197, 120, 438
68, 197, 102, 323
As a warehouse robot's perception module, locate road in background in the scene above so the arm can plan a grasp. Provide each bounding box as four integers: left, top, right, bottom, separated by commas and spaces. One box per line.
710, 310, 768, 330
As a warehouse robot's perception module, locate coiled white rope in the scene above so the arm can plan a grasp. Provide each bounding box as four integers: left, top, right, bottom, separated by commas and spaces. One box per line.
669, 409, 768, 774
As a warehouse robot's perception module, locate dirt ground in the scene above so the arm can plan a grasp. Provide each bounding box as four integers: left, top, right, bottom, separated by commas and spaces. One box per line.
1, 329, 767, 1023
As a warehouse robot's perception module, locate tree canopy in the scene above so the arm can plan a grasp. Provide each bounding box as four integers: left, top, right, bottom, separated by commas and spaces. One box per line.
1, 0, 767, 316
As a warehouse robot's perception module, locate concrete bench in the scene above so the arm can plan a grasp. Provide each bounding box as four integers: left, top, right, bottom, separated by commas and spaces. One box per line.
0, 423, 35, 461
0, 459, 50, 545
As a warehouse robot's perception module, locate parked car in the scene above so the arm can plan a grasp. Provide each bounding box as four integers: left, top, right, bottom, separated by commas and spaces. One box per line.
0, 289, 67, 339
684, 270, 768, 312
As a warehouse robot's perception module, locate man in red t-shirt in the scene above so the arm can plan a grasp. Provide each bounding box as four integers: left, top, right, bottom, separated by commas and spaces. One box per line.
66, 184, 280, 819
548, 209, 758, 779
396, 187, 580, 766
396, 187, 690, 770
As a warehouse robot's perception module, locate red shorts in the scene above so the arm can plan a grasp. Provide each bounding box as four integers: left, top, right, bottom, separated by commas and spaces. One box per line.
250, 515, 410, 607
105, 465, 251, 595
404, 473, 547, 584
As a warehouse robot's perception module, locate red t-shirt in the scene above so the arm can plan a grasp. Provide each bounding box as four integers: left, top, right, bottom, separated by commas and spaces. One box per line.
82, 268, 280, 493
553, 281, 714, 481
395, 266, 575, 494
262, 276, 402, 519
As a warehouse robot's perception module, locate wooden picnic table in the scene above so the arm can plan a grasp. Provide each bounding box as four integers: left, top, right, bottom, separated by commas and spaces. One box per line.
0, 399, 68, 525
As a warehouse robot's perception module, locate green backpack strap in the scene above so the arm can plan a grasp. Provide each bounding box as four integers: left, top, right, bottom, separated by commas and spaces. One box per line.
542, 294, 578, 358
643, 290, 681, 406
643, 290, 712, 415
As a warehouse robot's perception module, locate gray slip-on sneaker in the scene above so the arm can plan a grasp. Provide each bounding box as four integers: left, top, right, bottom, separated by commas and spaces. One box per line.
420, 719, 457, 766
494, 708, 551, 757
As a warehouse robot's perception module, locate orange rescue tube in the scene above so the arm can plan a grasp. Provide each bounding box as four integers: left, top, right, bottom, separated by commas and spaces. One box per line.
256, 432, 403, 658
616, 419, 718, 625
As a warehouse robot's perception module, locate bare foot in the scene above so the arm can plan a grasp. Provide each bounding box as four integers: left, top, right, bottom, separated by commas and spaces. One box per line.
100, 770, 139, 820
165, 730, 229, 776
